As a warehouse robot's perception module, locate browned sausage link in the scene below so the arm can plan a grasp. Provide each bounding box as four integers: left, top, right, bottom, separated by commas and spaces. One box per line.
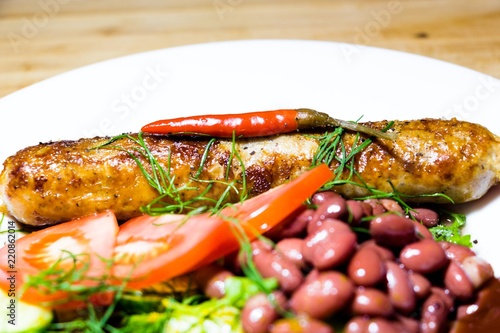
2, 118, 500, 226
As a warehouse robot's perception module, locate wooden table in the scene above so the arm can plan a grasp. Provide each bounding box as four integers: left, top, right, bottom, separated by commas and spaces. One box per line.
1, 0, 499, 98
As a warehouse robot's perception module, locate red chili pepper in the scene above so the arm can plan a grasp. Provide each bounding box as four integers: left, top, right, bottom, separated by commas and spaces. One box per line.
141, 108, 396, 140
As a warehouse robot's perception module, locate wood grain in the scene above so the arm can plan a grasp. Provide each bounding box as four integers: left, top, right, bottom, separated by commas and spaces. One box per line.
0, 0, 499, 98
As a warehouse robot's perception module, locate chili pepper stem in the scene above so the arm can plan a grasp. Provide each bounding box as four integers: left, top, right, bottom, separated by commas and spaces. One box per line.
332, 118, 398, 140
296, 108, 397, 140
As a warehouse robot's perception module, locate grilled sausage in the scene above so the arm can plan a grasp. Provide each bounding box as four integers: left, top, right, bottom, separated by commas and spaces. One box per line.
1, 118, 499, 226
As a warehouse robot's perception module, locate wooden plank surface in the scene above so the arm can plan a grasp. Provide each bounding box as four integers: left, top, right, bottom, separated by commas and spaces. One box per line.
0, 0, 499, 98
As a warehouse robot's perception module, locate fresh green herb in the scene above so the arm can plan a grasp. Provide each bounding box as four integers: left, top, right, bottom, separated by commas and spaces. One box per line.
23, 251, 114, 306
94, 132, 247, 216
193, 138, 216, 179
119, 275, 277, 333
429, 210, 472, 247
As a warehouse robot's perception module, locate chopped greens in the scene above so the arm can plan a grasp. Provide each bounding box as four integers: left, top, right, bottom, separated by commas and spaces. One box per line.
429, 210, 472, 247
119, 276, 278, 333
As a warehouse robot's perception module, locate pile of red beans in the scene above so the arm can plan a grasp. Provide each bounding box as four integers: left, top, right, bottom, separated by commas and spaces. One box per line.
194, 191, 495, 333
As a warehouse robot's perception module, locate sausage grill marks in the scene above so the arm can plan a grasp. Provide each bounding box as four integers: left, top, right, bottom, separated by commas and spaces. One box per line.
195, 191, 496, 333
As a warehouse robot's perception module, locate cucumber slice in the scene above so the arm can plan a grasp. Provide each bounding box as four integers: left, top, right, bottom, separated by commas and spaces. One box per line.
0, 288, 53, 332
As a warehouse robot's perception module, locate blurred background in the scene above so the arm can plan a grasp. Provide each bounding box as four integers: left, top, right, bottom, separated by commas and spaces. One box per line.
0, 0, 499, 98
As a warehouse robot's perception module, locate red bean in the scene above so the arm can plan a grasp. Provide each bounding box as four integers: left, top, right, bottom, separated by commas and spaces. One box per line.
420, 291, 451, 333
360, 201, 374, 216
193, 264, 233, 299
344, 316, 368, 333
444, 259, 475, 301
408, 272, 431, 299
411, 220, 434, 240
358, 239, 395, 261
409, 208, 439, 228
303, 220, 357, 270
400, 239, 448, 274
370, 214, 417, 248
311, 195, 347, 222
363, 199, 386, 216
346, 200, 365, 225
252, 243, 304, 293
351, 287, 393, 317
270, 315, 335, 333
241, 292, 285, 333
289, 270, 354, 319
347, 246, 386, 287
395, 314, 420, 333
267, 207, 313, 241
385, 261, 416, 315
461, 255, 494, 288
275, 238, 307, 269
430, 287, 454, 311
252, 239, 274, 254
311, 190, 342, 206
439, 241, 476, 263
346, 317, 401, 333
379, 199, 404, 214
307, 216, 351, 236
455, 303, 475, 320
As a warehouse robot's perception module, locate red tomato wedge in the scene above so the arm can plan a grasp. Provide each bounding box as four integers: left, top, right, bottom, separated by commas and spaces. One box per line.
0, 211, 119, 305
112, 164, 333, 289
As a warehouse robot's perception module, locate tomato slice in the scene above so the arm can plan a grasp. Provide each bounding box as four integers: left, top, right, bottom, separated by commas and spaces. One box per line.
112, 164, 333, 289
0, 211, 119, 305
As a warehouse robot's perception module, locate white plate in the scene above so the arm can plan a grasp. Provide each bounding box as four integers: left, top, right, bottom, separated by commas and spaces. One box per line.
1, 39, 499, 274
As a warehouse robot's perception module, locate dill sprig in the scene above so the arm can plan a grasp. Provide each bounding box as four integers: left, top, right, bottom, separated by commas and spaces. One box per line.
311, 122, 454, 213
429, 210, 472, 247
94, 132, 248, 216
23, 251, 121, 307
